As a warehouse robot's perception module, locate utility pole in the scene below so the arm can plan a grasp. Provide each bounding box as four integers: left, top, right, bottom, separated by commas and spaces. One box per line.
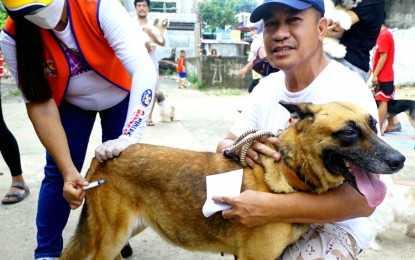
194, 0, 201, 57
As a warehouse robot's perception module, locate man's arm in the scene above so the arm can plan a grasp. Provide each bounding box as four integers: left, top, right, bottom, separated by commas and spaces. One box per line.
239, 60, 253, 77
214, 183, 374, 228
143, 27, 166, 47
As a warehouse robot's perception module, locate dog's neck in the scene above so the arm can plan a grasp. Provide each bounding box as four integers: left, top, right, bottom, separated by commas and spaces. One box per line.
279, 159, 311, 192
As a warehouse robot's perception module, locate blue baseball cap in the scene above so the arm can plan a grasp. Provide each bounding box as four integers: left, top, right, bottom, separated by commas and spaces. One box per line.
250, 0, 325, 23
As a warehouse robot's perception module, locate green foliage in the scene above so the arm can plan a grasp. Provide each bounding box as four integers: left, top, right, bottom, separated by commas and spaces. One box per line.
199, 0, 258, 31
0, 2, 7, 29
164, 68, 175, 75
188, 74, 206, 89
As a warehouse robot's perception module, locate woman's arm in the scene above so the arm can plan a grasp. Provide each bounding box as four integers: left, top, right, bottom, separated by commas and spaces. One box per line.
26, 99, 88, 209
94, 0, 157, 162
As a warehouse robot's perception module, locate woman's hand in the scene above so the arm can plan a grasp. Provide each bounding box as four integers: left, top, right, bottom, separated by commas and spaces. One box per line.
95, 135, 134, 162
62, 170, 89, 210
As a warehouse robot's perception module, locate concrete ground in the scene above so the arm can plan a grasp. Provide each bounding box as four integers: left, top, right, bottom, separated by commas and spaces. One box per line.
0, 76, 414, 259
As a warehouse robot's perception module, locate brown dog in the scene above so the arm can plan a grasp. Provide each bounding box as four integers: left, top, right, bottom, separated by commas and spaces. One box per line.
61, 101, 405, 260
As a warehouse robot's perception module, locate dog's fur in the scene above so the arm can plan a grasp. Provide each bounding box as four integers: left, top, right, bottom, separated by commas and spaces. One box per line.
149, 16, 169, 49
387, 99, 415, 138
61, 101, 405, 260
323, 0, 362, 58
155, 89, 176, 122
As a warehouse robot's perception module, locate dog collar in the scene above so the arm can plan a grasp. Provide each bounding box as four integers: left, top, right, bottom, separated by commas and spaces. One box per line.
279, 159, 311, 192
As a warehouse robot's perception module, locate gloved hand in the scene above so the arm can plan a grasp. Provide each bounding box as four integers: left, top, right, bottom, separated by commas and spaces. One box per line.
95, 135, 134, 162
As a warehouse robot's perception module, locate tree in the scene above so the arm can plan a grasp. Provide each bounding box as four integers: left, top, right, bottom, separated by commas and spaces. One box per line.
0, 2, 7, 29
199, 0, 258, 31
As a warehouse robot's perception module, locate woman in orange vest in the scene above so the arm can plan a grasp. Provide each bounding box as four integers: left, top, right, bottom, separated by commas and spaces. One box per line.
0, 0, 156, 259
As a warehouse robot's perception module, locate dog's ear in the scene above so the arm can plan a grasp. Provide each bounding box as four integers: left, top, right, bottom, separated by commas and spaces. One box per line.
279, 101, 314, 121
154, 18, 159, 26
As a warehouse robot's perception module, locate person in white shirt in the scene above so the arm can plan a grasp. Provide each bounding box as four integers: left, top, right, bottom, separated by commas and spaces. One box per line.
215, 1, 382, 259
135, 0, 165, 126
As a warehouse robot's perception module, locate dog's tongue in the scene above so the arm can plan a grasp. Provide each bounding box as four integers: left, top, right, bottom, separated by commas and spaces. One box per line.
349, 162, 387, 208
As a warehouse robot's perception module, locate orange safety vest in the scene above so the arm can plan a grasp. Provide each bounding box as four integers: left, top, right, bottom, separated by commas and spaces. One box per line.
2, 0, 131, 106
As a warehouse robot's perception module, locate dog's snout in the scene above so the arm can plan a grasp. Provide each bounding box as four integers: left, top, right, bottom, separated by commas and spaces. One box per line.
386, 152, 406, 172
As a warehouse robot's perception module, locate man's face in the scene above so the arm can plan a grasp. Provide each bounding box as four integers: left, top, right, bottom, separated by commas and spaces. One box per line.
262, 5, 324, 71
135, 1, 149, 18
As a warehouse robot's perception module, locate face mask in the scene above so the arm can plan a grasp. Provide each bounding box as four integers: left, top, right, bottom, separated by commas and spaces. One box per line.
24, 0, 65, 29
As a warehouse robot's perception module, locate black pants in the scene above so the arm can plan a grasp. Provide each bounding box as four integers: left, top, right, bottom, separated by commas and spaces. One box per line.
0, 81, 23, 177
248, 78, 260, 93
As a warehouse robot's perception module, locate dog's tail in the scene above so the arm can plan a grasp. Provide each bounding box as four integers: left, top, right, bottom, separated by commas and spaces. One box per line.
60, 203, 91, 259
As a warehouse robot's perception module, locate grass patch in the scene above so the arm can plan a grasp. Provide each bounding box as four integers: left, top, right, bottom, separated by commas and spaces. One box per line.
9, 88, 20, 96
187, 74, 244, 95
205, 88, 243, 96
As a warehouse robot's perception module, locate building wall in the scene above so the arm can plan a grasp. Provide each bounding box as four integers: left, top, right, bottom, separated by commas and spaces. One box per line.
187, 56, 252, 89
385, 0, 415, 29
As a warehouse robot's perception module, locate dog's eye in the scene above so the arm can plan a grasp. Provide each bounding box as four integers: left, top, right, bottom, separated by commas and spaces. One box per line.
333, 122, 360, 145
343, 129, 355, 136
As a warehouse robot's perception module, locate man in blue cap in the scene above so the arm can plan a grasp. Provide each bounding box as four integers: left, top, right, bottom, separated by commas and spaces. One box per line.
216, 1, 383, 259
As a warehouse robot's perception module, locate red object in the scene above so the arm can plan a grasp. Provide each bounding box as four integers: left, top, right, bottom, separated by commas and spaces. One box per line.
0, 52, 3, 78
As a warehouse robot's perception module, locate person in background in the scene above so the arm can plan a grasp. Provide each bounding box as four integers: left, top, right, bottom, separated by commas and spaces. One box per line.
239, 22, 262, 93
210, 48, 218, 56
0, 0, 156, 259
215, 0, 382, 259
135, 0, 165, 127
0, 51, 30, 205
325, 0, 384, 82
177, 50, 188, 89
372, 14, 397, 134
326, 0, 402, 130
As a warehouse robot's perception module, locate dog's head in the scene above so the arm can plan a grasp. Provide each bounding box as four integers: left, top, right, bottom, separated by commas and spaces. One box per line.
277, 101, 405, 207
154, 16, 169, 30
156, 89, 166, 104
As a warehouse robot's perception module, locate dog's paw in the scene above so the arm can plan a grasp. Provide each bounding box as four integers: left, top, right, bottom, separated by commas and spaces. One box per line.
368, 239, 383, 251
336, 13, 352, 30
323, 38, 347, 58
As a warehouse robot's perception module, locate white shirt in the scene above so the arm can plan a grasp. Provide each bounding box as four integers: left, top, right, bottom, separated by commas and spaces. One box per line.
135, 18, 160, 69
231, 60, 379, 249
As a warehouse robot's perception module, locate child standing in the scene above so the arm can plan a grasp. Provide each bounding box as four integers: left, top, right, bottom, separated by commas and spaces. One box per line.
177, 50, 188, 89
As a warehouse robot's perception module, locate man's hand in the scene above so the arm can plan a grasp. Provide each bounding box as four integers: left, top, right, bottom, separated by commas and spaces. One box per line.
95, 135, 133, 162
371, 75, 379, 87
142, 27, 153, 38
63, 173, 89, 210
243, 136, 281, 168
239, 67, 248, 77
212, 190, 275, 228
